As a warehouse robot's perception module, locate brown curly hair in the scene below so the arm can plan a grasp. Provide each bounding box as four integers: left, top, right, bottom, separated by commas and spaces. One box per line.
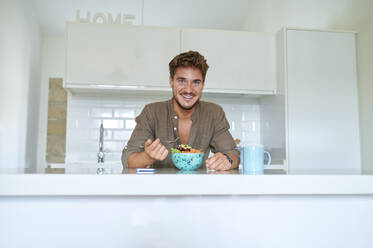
169, 51, 209, 81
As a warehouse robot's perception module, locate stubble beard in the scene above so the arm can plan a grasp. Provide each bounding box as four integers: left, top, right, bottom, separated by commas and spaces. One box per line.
173, 90, 201, 111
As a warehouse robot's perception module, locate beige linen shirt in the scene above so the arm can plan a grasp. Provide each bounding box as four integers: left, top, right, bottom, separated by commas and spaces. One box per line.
121, 99, 240, 169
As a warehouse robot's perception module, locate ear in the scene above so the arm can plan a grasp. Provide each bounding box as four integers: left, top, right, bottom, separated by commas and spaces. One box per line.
169, 76, 174, 88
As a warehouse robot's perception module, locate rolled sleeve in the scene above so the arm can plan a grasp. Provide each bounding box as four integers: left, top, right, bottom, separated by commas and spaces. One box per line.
121, 105, 154, 168
210, 107, 240, 162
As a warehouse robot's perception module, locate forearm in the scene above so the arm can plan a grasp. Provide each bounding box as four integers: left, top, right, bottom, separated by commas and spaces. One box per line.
127, 152, 155, 168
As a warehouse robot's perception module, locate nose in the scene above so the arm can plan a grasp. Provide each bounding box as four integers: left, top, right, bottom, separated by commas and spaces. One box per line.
184, 82, 192, 92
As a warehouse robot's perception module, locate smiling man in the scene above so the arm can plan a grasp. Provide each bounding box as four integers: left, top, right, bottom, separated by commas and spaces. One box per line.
121, 51, 240, 170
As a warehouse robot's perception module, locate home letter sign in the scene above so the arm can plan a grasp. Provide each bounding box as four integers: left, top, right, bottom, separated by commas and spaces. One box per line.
75, 10, 136, 25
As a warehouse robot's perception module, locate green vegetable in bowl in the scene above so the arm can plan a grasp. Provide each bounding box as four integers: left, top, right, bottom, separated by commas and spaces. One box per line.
171, 148, 181, 153
171, 144, 203, 154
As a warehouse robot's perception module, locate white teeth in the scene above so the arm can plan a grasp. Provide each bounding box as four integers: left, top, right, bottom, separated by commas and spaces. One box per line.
182, 94, 193, 99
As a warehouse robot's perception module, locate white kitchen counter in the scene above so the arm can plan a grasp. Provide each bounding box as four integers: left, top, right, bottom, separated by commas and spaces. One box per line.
2, 165, 373, 248
1, 165, 373, 196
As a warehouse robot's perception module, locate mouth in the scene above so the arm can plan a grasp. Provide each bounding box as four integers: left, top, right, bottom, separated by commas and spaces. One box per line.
173, 92, 199, 110
181, 93, 194, 100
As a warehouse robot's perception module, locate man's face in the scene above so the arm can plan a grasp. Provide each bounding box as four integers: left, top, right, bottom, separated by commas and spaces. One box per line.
169, 66, 204, 111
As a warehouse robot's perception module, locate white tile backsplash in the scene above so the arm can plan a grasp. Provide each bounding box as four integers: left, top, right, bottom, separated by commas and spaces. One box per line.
125, 119, 136, 129
114, 109, 135, 118
104, 141, 125, 152
68, 107, 90, 118
112, 130, 132, 140
77, 119, 102, 129
69, 128, 90, 140
90, 129, 112, 140
242, 110, 260, 121
102, 119, 123, 129
66, 94, 261, 163
90, 108, 113, 118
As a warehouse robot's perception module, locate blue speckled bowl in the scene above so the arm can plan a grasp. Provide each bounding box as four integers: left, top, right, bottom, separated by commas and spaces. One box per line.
171, 153, 205, 171
177, 170, 200, 174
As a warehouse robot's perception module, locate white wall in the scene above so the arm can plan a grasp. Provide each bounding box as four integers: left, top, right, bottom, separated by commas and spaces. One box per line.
31, 0, 250, 35
0, 0, 41, 168
242, 0, 366, 33
242, 0, 373, 171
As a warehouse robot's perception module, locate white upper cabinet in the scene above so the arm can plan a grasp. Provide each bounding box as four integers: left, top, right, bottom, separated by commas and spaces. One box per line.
181, 28, 276, 94
65, 24, 276, 95
65, 23, 180, 87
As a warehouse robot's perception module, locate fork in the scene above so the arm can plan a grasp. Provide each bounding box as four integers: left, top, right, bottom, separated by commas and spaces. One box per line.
136, 137, 180, 148
165, 137, 180, 144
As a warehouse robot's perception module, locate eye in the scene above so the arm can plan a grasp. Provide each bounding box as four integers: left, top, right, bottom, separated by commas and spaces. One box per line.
192, 80, 201, 86
177, 79, 185, 84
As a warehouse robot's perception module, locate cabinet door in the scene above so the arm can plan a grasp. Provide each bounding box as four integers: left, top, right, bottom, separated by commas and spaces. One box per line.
286, 30, 361, 173
66, 23, 180, 87
181, 28, 276, 93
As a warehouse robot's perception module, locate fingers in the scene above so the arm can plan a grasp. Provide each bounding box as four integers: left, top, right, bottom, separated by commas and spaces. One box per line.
152, 140, 166, 157
145, 138, 159, 149
153, 143, 168, 160
144, 138, 168, 161
208, 157, 225, 170
206, 154, 218, 166
145, 138, 153, 147
159, 148, 169, 160
206, 153, 232, 171
206, 152, 221, 168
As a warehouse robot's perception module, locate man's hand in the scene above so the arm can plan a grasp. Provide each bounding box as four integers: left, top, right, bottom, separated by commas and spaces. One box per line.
206, 152, 233, 171
144, 138, 168, 162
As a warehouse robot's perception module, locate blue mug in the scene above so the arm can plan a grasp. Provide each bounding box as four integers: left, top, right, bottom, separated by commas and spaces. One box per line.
243, 145, 271, 174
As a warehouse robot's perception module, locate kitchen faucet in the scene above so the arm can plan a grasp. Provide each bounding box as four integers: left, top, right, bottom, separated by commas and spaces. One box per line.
97, 122, 105, 163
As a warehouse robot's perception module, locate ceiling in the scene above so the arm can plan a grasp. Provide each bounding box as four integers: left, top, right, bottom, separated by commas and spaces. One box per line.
30, 0, 251, 35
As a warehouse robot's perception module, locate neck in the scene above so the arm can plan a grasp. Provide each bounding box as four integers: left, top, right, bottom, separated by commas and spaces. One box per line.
172, 98, 196, 119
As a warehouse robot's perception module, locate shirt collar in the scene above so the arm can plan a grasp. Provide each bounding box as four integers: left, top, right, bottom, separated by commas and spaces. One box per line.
168, 98, 201, 121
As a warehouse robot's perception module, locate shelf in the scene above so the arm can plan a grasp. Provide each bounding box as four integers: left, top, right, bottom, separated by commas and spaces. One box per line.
64, 83, 276, 98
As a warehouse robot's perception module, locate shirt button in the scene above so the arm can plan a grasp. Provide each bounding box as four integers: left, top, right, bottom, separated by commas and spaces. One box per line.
174, 127, 177, 131
174, 116, 178, 119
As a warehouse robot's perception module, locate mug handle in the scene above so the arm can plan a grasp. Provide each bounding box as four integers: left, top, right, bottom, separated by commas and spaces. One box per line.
264, 151, 271, 167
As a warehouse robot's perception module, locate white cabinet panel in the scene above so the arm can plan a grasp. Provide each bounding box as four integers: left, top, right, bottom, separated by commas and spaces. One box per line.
286, 29, 361, 173
181, 28, 276, 93
66, 23, 180, 87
